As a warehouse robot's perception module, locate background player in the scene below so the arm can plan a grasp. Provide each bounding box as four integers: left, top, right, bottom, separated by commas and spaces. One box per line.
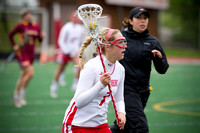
9, 9, 45, 108
50, 12, 85, 98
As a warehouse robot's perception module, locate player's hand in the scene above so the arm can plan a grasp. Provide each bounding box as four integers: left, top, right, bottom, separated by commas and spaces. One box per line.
151, 49, 162, 58
117, 112, 126, 130
13, 45, 20, 51
100, 72, 111, 86
40, 31, 46, 38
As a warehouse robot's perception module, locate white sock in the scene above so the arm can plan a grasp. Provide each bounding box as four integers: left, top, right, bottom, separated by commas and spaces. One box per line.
51, 81, 58, 91
59, 72, 65, 81
52, 80, 58, 85
19, 90, 25, 97
13, 93, 19, 100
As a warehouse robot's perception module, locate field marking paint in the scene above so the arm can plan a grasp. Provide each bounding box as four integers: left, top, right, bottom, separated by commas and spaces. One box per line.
153, 99, 200, 116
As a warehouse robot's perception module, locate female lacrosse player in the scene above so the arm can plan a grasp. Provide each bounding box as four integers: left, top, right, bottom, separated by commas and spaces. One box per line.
110, 7, 169, 133
50, 12, 85, 98
62, 28, 126, 133
9, 9, 45, 108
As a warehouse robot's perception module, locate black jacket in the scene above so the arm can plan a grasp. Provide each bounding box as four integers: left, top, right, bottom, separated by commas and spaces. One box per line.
120, 28, 169, 88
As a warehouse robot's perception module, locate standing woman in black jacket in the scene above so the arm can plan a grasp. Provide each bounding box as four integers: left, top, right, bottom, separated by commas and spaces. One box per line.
110, 7, 169, 133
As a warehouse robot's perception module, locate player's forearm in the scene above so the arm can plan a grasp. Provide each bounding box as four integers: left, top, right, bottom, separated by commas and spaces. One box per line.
116, 100, 125, 114
75, 82, 105, 108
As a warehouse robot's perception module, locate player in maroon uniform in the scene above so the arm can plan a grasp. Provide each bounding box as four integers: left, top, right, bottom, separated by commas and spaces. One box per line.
9, 9, 45, 107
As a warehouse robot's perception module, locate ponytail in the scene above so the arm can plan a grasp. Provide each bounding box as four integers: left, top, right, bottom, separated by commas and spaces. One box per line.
122, 17, 132, 30
79, 37, 93, 69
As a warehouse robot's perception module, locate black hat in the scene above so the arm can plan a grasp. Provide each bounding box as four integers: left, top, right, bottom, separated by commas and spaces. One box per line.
129, 7, 150, 19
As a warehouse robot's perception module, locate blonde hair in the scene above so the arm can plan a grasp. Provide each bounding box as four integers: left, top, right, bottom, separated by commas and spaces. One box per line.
79, 37, 93, 69
79, 28, 120, 69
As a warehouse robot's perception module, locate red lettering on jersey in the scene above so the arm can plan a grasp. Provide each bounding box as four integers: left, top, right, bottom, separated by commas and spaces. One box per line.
110, 80, 118, 87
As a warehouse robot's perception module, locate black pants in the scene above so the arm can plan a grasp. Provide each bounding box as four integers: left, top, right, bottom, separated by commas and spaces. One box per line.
110, 86, 150, 133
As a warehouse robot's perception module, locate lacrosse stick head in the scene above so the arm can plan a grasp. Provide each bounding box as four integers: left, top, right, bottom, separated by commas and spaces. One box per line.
77, 4, 103, 41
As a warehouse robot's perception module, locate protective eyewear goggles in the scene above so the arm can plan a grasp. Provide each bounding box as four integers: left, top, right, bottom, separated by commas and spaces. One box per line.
108, 37, 127, 49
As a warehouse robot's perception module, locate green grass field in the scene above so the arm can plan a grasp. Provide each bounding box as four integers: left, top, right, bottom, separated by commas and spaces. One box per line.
0, 60, 200, 133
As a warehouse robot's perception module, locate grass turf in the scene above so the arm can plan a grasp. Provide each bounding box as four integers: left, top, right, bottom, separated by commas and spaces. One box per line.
0, 60, 200, 133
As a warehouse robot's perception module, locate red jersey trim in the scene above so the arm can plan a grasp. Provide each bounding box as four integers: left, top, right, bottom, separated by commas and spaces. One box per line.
63, 102, 78, 132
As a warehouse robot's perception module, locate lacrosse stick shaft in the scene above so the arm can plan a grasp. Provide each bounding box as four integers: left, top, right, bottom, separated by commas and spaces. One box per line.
0, 50, 16, 72
97, 45, 120, 124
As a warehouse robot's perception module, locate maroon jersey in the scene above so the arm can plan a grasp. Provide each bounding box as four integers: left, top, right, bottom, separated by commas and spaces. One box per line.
9, 21, 43, 67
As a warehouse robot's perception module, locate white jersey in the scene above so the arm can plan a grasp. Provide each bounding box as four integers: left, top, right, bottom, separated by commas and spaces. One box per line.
63, 55, 125, 128
58, 22, 85, 57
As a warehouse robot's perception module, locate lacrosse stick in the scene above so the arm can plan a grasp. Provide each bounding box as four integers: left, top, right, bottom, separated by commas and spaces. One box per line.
0, 33, 30, 72
77, 4, 120, 124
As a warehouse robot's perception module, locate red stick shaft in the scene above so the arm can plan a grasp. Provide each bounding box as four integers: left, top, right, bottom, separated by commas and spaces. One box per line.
97, 45, 120, 124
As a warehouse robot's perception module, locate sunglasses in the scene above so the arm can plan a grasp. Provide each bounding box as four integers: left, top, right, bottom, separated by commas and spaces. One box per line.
108, 37, 127, 49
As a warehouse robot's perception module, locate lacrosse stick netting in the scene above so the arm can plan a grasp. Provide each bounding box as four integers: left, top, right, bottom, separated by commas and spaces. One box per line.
77, 4, 120, 124
77, 4, 102, 41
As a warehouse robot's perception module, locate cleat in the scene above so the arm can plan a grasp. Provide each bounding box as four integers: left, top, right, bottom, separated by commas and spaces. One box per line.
59, 73, 67, 87
12, 98, 22, 108
50, 90, 58, 98
19, 97, 27, 106
71, 79, 78, 91
59, 79, 67, 87
19, 90, 27, 106
50, 83, 58, 98
71, 83, 77, 91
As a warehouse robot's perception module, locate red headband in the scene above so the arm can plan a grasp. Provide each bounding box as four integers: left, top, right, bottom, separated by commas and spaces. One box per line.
105, 29, 114, 41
